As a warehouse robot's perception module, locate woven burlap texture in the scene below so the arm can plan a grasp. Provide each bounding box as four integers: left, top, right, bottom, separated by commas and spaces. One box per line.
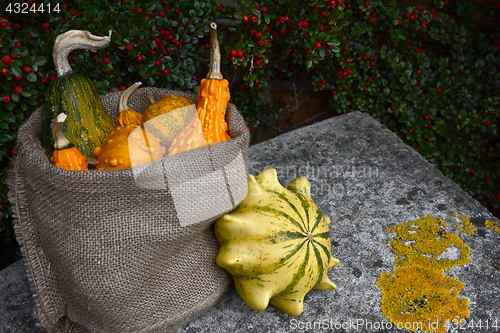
7, 87, 250, 333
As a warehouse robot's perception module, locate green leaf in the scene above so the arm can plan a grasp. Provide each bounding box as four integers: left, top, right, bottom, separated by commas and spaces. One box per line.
27, 72, 37, 82
11, 94, 19, 102
34, 56, 47, 67
10, 66, 22, 77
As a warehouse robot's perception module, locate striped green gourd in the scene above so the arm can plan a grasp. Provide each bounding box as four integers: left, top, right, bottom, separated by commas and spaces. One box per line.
41, 30, 116, 159
215, 168, 339, 316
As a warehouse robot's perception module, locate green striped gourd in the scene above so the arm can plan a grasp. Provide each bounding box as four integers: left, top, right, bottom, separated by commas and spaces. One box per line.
215, 168, 339, 316
41, 30, 116, 158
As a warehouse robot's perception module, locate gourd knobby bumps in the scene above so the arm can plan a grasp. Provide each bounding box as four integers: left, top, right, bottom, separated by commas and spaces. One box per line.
215, 168, 339, 316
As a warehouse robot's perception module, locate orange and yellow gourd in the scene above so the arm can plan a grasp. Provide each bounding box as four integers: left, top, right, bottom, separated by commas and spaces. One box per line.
168, 22, 231, 156
51, 113, 88, 171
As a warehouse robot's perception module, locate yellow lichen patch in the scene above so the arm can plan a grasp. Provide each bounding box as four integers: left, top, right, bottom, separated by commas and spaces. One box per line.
454, 214, 477, 236
379, 215, 472, 332
388, 215, 471, 271
377, 266, 469, 332
485, 220, 500, 236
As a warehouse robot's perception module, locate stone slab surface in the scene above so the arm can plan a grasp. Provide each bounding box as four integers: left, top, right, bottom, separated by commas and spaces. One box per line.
1, 111, 499, 333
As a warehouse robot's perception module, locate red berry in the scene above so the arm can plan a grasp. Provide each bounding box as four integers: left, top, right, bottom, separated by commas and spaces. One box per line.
417, 4, 423, 10
416, 69, 421, 75
317, 83, 323, 88
364, 87, 368, 91
103, 57, 110, 64
42, 22, 50, 30
250, 15, 257, 22
136, 55, 144, 62
424, 115, 430, 120
370, 61, 375, 67
0, 203, 4, 212
428, 124, 433, 129
367, 77, 372, 82
23, 66, 31, 74
159, 10, 166, 17
49, 74, 57, 81
243, 16, 249, 22
230, 50, 237, 57
136, 8, 143, 14
409, 129, 414, 133
364, 1, 370, 7
126, 44, 133, 50
261, 6, 268, 14
163, 68, 170, 75
14, 85, 23, 94
150, 50, 156, 56
71, 9, 77, 16
486, 177, 490, 181
414, 147, 419, 151
345, 59, 351, 64
302, 20, 309, 28
237, 50, 243, 57
41, 77, 48, 84
470, 169, 475, 175
332, 90, 337, 95
3, 95, 10, 103
369, 18, 375, 24
315, 41, 322, 49
362, 55, 368, 61
255, 32, 263, 39
0, 21, 7, 29
155, 60, 161, 66
343, 46, 349, 52
436, 87, 442, 93
485, 121, 491, 127
175, 8, 180, 15
497, 194, 500, 201
2, 55, 11, 65
13, 23, 21, 29
1, 68, 7, 75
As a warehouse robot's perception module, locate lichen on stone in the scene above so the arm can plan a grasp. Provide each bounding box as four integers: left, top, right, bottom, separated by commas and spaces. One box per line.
485, 220, 500, 236
377, 266, 469, 332
379, 215, 472, 332
387, 215, 471, 271
453, 213, 477, 236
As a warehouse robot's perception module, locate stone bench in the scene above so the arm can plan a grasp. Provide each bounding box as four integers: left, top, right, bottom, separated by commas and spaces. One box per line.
1, 111, 499, 333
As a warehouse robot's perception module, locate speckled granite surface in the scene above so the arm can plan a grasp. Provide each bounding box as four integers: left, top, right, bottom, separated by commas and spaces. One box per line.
1, 111, 499, 333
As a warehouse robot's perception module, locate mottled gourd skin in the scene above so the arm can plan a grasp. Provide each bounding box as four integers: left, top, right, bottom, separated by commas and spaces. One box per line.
42, 73, 116, 158
215, 168, 339, 316
197, 78, 231, 145
116, 109, 142, 127
93, 124, 165, 170
141, 95, 195, 147
51, 145, 88, 171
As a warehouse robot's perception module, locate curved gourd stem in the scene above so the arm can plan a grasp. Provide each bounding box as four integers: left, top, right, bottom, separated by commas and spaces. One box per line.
119, 82, 142, 112
52, 113, 70, 149
206, 22, 223, 80
53, 30, 112, 77
147, 94, 156, 105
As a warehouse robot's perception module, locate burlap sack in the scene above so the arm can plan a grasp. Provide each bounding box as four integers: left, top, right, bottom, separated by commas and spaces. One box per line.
7, 88, 250, 333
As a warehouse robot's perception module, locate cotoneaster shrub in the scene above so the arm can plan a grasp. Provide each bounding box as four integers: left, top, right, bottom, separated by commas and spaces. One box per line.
0, 0, 498, 267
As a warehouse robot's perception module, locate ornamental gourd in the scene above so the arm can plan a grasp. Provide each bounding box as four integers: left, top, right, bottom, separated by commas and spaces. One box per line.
51, 113, 88, 171
168, 22, 231, 156
115, 82, 143, 127
41, 30, 116, 159
215, 168, 339, 316
141, 94, 196, 147
93, 125, 165, 170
